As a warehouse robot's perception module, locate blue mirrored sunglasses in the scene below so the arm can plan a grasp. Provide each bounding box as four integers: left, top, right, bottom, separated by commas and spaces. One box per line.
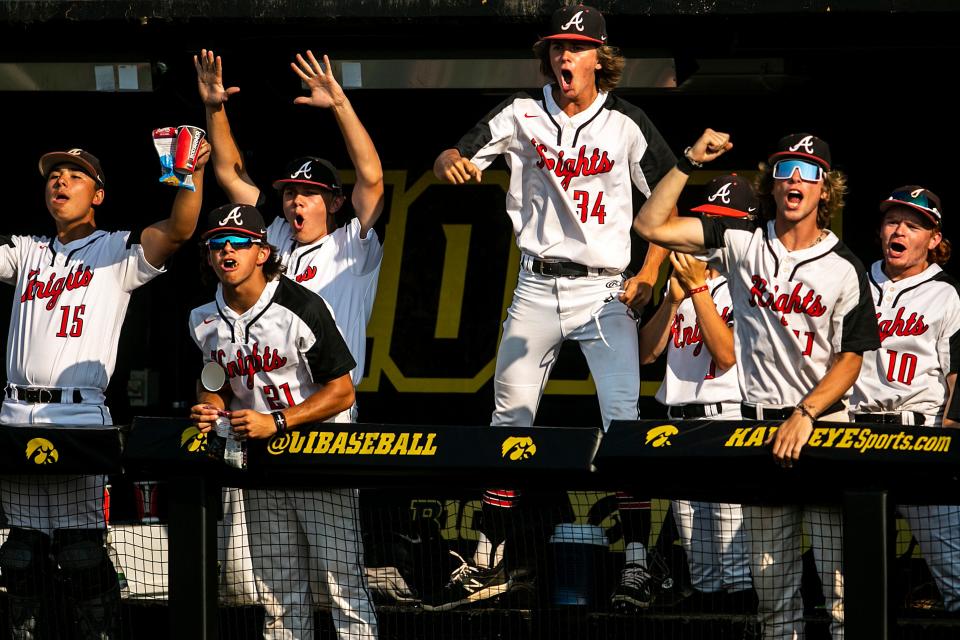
206, 235, 261, 250
773, 159, 823, 183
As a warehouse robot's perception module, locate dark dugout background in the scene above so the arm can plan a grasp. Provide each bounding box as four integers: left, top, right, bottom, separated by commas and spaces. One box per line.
0, 1, 955, 428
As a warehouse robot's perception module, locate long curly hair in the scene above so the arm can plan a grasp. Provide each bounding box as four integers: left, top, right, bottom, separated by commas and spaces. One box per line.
532, 41, 625, 93
755, 162, 847, 230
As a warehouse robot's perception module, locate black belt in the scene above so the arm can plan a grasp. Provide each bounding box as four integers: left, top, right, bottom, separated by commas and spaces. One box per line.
668, 403, 724, 419
742, 401, 844, 421
854, 412, 926, 426
8, 386, 82, 404
529, 258, 592, 278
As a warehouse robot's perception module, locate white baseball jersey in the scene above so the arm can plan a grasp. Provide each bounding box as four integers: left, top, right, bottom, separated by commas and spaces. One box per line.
189, 277, 356, 413
0, 230, 163, 391
655, 275, 742, 406
701, 218, 880, 405
267, 217, 381, 387
456, 85, 675, 270
850, 262, 960, 423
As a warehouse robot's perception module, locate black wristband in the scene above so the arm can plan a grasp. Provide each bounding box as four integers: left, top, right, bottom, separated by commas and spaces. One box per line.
675, 155, 696, 175
271, 411, 287, 435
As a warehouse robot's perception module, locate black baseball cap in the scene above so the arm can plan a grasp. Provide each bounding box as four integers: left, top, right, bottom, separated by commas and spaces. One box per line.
538, 4, 608, 46
39, 148, 105, 187
690, 174, 759, 218
768, 133, 831, 172
272, 157, 342, 193
201, 204, 267, 240
880, 185, 943, 227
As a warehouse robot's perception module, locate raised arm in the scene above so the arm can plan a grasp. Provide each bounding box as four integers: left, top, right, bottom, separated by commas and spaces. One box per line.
291, 51, 384, 237
194, 49, 262, 205
140, 143, 210, 268
671, 252, 735, 371
632, 129, 733, 253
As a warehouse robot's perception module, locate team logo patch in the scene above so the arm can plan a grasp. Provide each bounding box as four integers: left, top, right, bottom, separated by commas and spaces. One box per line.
25, 438, 58, 464
644, 425, 678, 448
561, 10, 586, 31
788, 136, 816, 154
501, 436, 537, 460
708, 183, 733, 204
290, 161, 313, 179
180, 426, 207, 453
217, 206, 245, 227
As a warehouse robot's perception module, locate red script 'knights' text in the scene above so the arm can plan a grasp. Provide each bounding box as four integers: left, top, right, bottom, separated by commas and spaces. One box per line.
749, 277, 827, 326
21, 266, 94, 311
530, 139, 614, 190
877, 307, 928, 343
214, 343, 288, 389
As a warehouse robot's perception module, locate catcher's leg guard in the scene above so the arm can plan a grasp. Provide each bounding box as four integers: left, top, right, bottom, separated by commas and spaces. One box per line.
0, 527, 55, 640
53, 529, 121, 640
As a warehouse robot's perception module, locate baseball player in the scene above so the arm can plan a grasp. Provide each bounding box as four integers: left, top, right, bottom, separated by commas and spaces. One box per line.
0, 144, 209, 638
195, 48, 384, 395
433, 3, 676, 598
189, 204, 377, 640
630, 175, 755, 610
849, 186, 960, 611
633, 129, 880, 638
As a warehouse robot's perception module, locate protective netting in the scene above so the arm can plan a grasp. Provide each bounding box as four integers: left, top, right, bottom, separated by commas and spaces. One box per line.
1, 481, 958, 638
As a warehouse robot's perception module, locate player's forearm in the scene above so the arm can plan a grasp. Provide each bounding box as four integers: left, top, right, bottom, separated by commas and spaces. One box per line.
690, 293, 735, 371
944, 373, 958, 427
639, 295, 678, 364
205, 106, 261, 205
799, 352, 863, 418
196, 384, 229, 410
279, 374, 355, 429
330, 99, 385, 231
141, 166, 206, 267
633, 169, 707, 253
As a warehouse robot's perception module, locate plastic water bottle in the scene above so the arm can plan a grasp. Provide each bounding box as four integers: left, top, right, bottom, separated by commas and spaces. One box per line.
216, 414, 245, 469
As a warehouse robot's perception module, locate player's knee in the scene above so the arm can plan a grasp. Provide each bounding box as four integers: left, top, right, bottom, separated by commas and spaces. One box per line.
53, 529, 119, 599
0, 527, 52, 595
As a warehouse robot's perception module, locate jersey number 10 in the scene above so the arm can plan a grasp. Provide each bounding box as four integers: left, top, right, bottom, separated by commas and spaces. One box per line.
885, 349, 918, 386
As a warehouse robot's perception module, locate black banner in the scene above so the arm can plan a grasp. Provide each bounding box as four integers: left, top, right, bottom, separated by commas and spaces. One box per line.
0, 423, 121, 474
598, 420, 960, 504
124, 417, 601, 486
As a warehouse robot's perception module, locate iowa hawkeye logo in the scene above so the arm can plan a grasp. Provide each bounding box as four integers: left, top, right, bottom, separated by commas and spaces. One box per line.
501, 436, 537, 461
25, 437, 59, 464
645, 425, 678, 448
180, 426, 207, 453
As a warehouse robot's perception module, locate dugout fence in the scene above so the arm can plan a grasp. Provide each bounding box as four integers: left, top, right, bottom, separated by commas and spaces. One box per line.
2, 418, 960, 639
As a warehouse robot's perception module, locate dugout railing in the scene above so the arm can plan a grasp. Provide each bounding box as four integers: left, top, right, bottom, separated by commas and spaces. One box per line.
3, 417, 960, 639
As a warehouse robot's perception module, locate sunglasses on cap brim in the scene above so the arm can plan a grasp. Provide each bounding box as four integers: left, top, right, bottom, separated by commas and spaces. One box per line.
773, 159, 823, 183
886, 191, 942, 223
205, 235, 262, 250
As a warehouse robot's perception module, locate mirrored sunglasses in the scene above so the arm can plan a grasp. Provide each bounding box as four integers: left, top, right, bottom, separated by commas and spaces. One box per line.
206, 235, 261, 250
773, 159, 823, 183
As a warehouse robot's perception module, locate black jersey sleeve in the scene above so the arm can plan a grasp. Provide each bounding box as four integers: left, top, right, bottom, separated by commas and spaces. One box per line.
454, 92, 531, 159
833, 246, 881, 354
275, 279, 357, 383
700, 216, 757, 249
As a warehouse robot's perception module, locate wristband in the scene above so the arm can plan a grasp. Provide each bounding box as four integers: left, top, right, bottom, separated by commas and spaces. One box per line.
794, 402, 817, 422
688, 285, 709, 296
675, 155, 696, 175
271, 411, 288, 435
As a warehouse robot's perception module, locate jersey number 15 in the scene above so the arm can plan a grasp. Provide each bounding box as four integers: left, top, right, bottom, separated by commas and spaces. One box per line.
56, 305, 85, 338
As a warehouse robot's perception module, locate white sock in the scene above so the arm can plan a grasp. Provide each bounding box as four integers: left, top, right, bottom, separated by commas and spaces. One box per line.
624, 541, 648, 569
